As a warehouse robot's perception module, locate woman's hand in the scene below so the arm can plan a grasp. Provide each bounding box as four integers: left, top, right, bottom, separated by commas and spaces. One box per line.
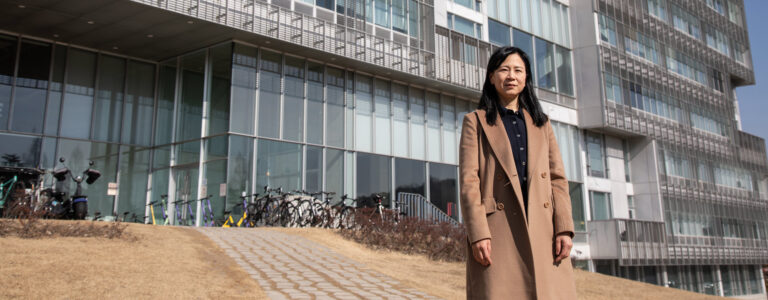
472, 239, 492, 266
553, 234, 573, 264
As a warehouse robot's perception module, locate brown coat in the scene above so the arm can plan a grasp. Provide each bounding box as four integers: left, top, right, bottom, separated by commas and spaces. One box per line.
459, 108, 577, 300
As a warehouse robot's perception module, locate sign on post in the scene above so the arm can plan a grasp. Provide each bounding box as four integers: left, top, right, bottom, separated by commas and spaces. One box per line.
107, 182, 118, 196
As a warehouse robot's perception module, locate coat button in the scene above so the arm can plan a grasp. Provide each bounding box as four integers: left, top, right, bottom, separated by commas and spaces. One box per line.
496, 202, 505, 210
541, 172, 547, 178
543, 202, 550, 208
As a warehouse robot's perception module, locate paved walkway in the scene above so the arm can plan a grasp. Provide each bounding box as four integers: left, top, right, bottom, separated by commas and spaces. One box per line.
198, 227, 439, 300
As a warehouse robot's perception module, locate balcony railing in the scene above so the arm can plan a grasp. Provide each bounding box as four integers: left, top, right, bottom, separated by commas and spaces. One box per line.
132, 0, 489, 92
588, 219, 668, 266
397, 192, 459, 226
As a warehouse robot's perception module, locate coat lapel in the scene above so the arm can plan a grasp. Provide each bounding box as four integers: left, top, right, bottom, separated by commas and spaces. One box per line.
523, 109, 545, 194
475, 110, 528, 225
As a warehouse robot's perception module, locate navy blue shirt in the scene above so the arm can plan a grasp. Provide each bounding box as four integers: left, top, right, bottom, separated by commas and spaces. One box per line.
499, 106, 528, 213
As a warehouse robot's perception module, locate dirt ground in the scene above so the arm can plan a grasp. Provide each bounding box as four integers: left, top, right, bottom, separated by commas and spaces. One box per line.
277, 227, 726, 300
1, 221, 729, 299
0, 221, 265, 299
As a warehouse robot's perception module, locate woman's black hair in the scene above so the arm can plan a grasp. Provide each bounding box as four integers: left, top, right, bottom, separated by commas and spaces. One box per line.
478, 46, 548, 127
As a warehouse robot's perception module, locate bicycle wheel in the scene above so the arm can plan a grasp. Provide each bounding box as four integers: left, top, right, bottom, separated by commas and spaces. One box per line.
339, 207, 355, 229
295, 200, 314, 227
310, 203, 327, 227
264, 199, 281, 226
278, 203, 295, 227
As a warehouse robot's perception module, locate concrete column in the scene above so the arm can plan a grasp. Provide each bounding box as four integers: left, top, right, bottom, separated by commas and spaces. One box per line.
661, 265, 669, 287
715, 265, 725, 297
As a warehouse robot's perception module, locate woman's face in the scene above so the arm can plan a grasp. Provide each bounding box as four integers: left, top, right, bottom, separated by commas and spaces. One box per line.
489, 53, 527, 101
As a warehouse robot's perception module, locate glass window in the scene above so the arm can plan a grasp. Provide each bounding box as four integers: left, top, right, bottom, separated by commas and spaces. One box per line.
45, 45, 66, 136
56, 139, 119, 217
256, 139, 302, 191
535, 38, 555, 91
586, 132, 606, 178
317, 0, 334, 10
499, 0, 509, 24
569, 182, 585, 231
441, 96, 456, 164
392, 0, 407, 33
454, 0, 472, 9
206, 44, 231, 137
374, 78, 390, 155
176, 51, 205, 142
11, 40, 51, 134
92, 55, 125, 142
283, 56, 304, 142
487, 0, 498, 19
429, 162, 458, 220
531, 0, 541, 36
671, 4, 701, 39
226, 135, 253, 210
623, 140, 631, 182
395, 158, 425, 198
307, 62, 324, 145
375, 0, 390, 28
705, 26, 730, 56
155, 61, 176, 145
520, 0, 531, 32
590, 191, 611, 220
355, 74, 373, 151
123, 60, 156, 146
666, 47, 707, 85
117, 146, 150, 219
61, 49, 96, 139
0, 133, 41, 167
450, 14, 479, 39
728, 1, 743, 26
513, 29, 534, 61
392, 83, 408, 157
555, 46, 573, 96
604, 73, 623, 105
599, 14, 617, 46
326, 67, 345, 148
230, 44, 257, 135
541, 0, 552, 41
258, 50, 282, 139
326, 148, 344, 204
648, 0, 666, 20
426, 92, 441, 161
551, 121, 582, 181
624, 31, 660, 64
0, 35, 16, 131
306, 146, 322, 193
706, 0, 725, 15
409, 87, 425, 160
408, 0, 419, 38
489, 19, 511, 46
357, 152, 391, 206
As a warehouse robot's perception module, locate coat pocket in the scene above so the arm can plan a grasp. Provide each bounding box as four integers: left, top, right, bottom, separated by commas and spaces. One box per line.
482, 197, 496, 215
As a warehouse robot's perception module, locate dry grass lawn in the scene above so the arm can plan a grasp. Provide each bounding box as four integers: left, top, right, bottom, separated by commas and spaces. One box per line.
276, 227, 726, 300
0, 221, 265, 299
1, 221, 729, 299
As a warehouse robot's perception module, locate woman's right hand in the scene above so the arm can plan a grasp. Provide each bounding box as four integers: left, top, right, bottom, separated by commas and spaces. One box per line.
471, 239, 492, 266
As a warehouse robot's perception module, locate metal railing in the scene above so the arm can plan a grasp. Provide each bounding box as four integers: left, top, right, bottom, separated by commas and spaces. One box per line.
397, 192, 459, 226
589, 219, 669, 266
131, 0, 489, 92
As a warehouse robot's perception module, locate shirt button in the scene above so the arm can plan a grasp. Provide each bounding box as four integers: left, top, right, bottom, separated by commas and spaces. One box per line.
523, 177, 527, 181
516, 134, 521, 137
522, 161, 526, 166
520, 147, 524, 151
512, 121, 517, 125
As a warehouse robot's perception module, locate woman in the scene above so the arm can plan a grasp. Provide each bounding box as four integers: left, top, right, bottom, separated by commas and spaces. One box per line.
459, 46, 577, 299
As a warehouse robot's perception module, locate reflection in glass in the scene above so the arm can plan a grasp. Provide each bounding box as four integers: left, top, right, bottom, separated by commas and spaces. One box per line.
306, 146, 322, 192
283, 56, 305, 142
177, 51, 205, 142
93, 55, 125, 142
231, 44, 257, 135
535, 38, 555, 90
258, 50, 282, 138
409, 87, 425, 160
392, 84, 408, 157
117, 146, 150, 220
155, 61, 176, 145
326, 67, 345, 148
357, 153, 391, 207
569, 182, 585, 231
307, 62, 324, 145
12, 40, 51, 134
326, 149, 344, 204
355, 75, 373, 151
441, 96, 456, 164
207, 43, 232, 136
0, 133, 41, 167
61, 49, 96, 139
429, 162, 458, 220
426, 92, 441, 161
204, 159, 227, 221
256, 139, 302, 191
556, 46, 573, 95
0, 35, 16, 131
590, 191, 611, 220
57, 139, 119, 217
374, 79, 390, 154
227, 135, 252, 210
45, 45, 66, 136
395, 158, 425, 198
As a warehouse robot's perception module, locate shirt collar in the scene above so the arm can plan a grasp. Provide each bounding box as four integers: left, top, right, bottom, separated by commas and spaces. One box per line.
499, 105, 523, 118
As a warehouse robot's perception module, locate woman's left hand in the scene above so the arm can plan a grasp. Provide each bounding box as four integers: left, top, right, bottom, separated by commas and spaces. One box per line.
553, 234, 573, 264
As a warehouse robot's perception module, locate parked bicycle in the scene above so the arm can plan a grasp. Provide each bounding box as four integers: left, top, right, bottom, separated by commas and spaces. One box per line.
43, 158, 101, 220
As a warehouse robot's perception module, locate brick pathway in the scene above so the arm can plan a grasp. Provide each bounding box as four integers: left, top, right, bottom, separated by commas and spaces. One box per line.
198, 227, 439, 300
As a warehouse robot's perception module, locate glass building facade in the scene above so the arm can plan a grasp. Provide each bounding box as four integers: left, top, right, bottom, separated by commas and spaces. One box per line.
0, 0, 765, 297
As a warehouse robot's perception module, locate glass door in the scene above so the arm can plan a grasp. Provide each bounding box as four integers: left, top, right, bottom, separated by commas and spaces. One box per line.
172, 166, 198, 226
